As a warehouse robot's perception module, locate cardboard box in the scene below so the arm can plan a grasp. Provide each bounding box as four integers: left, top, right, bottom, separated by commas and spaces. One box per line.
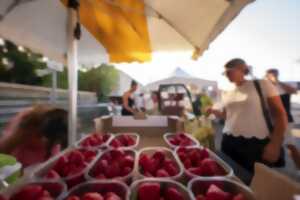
94, 115, 184, 148
250, 163, 300, 200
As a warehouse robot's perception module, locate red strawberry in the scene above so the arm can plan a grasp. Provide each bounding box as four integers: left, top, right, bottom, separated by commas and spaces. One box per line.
199, 149, 210, 160
82, 150, 97, 163
121, 166, 132, 176
110, 139, 122, 148
95, 174, 106, 180
37, 197, 54, 200
45, 170, 60, 180
177, 152, 187, 161
11, 185, 44, 200
183, 159, 192, 169
156, 169, 169, 177
104, 192, 121, 200
105, 161, 120, 178
121, 155, 134, 168
53, 156, 68, 172
164, 161, 179, 176
110, 149, 124, 160
164, 187, 184, 200
68, 150, 85, 165
188, 167, 203, 176
126, 135, 135, 146
196, 194, 205, 200
206, 184, 232, 200
138, 182, 161, 200
82, 192, 104, 200
233, 193, 246, 200
153, 151, 165, 163
66, 195, 80, 200
201, 158, 225, 176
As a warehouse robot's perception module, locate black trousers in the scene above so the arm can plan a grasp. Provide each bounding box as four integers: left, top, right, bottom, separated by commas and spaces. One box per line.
221, 134, 285, 173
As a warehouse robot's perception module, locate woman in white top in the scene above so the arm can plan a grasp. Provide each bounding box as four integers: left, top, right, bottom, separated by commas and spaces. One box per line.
208, 58, 287, 173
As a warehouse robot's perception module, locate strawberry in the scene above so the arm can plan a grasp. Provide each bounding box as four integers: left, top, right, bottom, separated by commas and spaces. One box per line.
66, 196, 80, 200
104, 192, 121, 200
153, 151, 165, 163
82, 192, 104, 200
68, 150, 85, 165
164, 161, 179, 176
196, 194, 205, 200
183, 159, 192, 169
233, 193, 246, 200
121, 155, 134, 168
105, 161, 121, 178
138, 183, 161, 200
200, 158, 226, 176
164, 187, 184, 200
11, 185, 44, 200
121, 166, 132, 176
156, 169, 169, 177
188, 167, 203, 176
206, 184, 232, 200
110, 139, 122, 148
45, 170, 60, 180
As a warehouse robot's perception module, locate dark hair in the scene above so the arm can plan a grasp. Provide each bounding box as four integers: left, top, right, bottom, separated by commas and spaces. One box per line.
41, 108, 68, 150
131, 80, 137, 88
266, 68, 279, 76
225, 58, 249, 75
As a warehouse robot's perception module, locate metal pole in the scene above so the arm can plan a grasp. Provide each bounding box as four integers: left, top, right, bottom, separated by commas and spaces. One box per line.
67, 7, 78, 146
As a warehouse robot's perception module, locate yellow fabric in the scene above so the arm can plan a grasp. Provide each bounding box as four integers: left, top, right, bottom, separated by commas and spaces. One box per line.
62, 0, 152, 62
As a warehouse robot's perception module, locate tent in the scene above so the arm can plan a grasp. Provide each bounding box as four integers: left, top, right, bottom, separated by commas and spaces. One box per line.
0, 0, 254, 144
143, 67, 218, 94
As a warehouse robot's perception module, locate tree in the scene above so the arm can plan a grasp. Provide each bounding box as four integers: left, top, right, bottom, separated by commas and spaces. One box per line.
0, 40, 46, 85
79, 64, 119, 101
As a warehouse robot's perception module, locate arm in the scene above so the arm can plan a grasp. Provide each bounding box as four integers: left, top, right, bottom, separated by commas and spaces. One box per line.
279, 82, 297, 94
207, 108, 226, 119
262, 96, 288, 162
122, 92, 135, 114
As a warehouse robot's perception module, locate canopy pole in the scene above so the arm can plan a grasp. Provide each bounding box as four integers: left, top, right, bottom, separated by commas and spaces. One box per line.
67, 7, 78, 146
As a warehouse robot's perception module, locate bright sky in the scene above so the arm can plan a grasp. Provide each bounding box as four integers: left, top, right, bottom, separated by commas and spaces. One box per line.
116, 0, 300, 86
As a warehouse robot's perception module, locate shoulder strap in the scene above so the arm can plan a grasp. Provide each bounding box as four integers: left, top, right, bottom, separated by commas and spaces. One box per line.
253, 80, 274, 133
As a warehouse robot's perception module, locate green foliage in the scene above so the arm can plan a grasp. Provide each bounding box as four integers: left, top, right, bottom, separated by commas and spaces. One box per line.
78, 64, 119, 101
0, 40, 46, 85
0, 39, 119, 101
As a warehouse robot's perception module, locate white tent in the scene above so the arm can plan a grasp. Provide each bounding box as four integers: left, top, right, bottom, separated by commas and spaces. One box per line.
143, 67, 218, 93
0, 0, 254, 144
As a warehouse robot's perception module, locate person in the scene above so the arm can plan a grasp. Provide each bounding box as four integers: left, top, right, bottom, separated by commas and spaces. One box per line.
135, 93, 146, 112
0, 105, 68, 168
207, 58, 288, 173
265, 68, 297, 143
121, 80, 138, 115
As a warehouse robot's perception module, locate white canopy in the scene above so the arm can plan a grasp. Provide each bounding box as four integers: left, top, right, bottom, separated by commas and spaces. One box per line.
143, 67, 218, 92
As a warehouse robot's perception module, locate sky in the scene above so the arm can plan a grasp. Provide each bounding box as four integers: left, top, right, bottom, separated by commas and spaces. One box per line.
116, 0, 300, 86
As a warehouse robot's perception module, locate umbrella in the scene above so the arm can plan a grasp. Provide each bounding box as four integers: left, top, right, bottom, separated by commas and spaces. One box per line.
0, 0, 254, 145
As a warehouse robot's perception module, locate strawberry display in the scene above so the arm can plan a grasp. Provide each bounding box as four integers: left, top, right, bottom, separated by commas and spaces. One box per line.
138, 150, 179, 178
137, 182, 185, 200
109, 134, 136, 148
176, 147, 226, 177
167, 133, 195, 147
66, 191, 122, 200
89, 149, 135, 180
9, 184, 60, 200
79, 133, 111, 148
195, 184, 247, 200
41, 149, 96, 188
